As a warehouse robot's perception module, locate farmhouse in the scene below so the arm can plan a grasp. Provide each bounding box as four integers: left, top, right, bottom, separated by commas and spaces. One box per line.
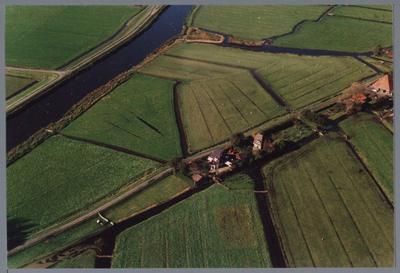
371, 75, 393, 97
253, 133, 263, 150
207, 148, 225, 170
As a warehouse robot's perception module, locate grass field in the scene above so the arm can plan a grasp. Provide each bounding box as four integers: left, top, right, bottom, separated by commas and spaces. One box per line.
358, 56, 393, 73
340, 113, 393, 203
61, 74, 181, 160
273, 16, 392, 52
7, 172, 192, 269
141, 53, 286, 151
168, 42, 375, 110
190, 5, 331, 41
112, 175, 271, 268
263, 134, 394, 267
332, 6, 393, 23
6, 69, 58, 108
52, 249, 96, 268
5, 6, 142, 69
358, 5, 392, 11
6, 75, 36, 98
7, 136, 160, 234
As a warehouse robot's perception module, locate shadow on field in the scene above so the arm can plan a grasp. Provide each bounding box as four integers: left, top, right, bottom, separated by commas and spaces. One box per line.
7, 217, 37, 251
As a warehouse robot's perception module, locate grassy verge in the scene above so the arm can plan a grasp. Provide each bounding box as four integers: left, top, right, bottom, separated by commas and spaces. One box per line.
8, 173, 192, 268
7, 136, 160, 236
332, 5, 392, 23
189, 5, 330, 41
52, 249, 96, 268
60, 73, 182, 160
5, 75, 36, 98
5, 5, 143, 69
273, 16, 392, 52
5, 69, 58, 109
340, 113, 393, 202
264, 133, 394, 267
112, 175, 272, 268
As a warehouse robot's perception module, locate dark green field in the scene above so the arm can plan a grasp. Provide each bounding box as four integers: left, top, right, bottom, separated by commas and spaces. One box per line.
61, 74, 182, 160
273, 16, 392, 52
112, 175, 272, 268
264, 134, 394, 267
5, 6, 142, 69
190, 5, 330, 41
340, 113, 394, 203
7, 136, 160, 234
5, 75, 36, 98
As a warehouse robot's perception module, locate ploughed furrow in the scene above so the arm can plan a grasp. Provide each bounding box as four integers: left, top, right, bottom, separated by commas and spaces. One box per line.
104, 120, 143, 140
190, 86, 213, 140
217, 83, 250, 125
228, 79, 267, 115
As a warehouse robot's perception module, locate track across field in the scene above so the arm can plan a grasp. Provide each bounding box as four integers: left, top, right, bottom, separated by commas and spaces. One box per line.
189, 5, 331, 41
340, 113, 394, 203
112, 175, 272, 268
140, 54, 286, 152
263, 134, 394, 267
167, 42, 375, 110
332, 5, 393, 23
60, 74, 182, 160
272, 16, 392, 52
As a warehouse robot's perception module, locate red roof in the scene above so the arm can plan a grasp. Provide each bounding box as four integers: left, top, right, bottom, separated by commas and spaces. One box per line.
352, 93, 367, 102
372, 75, 393, 92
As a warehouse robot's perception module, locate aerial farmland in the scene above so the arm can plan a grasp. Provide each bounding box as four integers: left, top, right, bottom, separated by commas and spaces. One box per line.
4, 4, 394, 269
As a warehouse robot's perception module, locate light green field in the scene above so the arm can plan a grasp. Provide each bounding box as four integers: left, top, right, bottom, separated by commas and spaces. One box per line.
141, 54, 286, 152
7, 136, 160, 234
8, 172, 192, 269
60, 74, 181, 160
264, 134, 394, 267
112, 175, 271, 268
52, 249, 96, 268
340, 113, 393, 203
332, 6, 393, 23
168, 42, 375, 110
5, 75, 36, 98
190, 5, 330, 41
5, 5, 142, 69
273, 16, 392, 52
6, 69, 58, 108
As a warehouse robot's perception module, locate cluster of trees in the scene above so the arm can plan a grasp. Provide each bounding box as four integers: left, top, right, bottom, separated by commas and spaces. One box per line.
301, 109, 328, 127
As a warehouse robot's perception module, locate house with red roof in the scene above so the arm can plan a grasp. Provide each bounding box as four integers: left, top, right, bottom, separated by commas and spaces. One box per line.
371, 75, 393, 97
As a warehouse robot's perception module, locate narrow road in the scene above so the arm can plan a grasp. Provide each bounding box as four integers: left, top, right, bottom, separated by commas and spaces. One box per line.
8, 167, 173, 255
6, 5, 163, 114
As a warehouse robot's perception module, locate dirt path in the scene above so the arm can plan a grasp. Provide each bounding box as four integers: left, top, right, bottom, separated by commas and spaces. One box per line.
6, 5, 163, 114
8, 167, 173, 255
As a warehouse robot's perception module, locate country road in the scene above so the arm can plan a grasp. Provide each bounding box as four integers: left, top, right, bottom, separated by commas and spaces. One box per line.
8, 167, 173, 255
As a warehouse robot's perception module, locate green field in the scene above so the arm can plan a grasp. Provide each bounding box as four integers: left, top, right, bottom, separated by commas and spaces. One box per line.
332, 6, 393, 23
141, 53, 286, 151
52, 249, 96, 268
7, 136, 160, 234
273, 16, 392, 52
5, 75, 36, 98
358, 5, 393, 11
112, 175, 272, 268
168, 42, 375, 110
8, 173, 192, 269
190, 5, 330, 41
264, 134, 394, 267
60, 74, 181, 160
340, 113, 393, 203
359, 56, 393, 73
5, 5, 142, 69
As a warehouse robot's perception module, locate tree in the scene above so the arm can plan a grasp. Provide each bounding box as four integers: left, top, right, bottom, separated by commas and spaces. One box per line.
345, 100, 362, 115
167, 156, 182, 168
230, 132, 245, 147
373, 45, 383, 56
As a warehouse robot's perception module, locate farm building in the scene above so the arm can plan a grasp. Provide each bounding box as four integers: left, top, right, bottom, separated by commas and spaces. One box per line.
191, 174, 204, 184
207, 148, 225, 170
351, 93, 367, 104
371, 75, 393, 97
253, 133, 263, 150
